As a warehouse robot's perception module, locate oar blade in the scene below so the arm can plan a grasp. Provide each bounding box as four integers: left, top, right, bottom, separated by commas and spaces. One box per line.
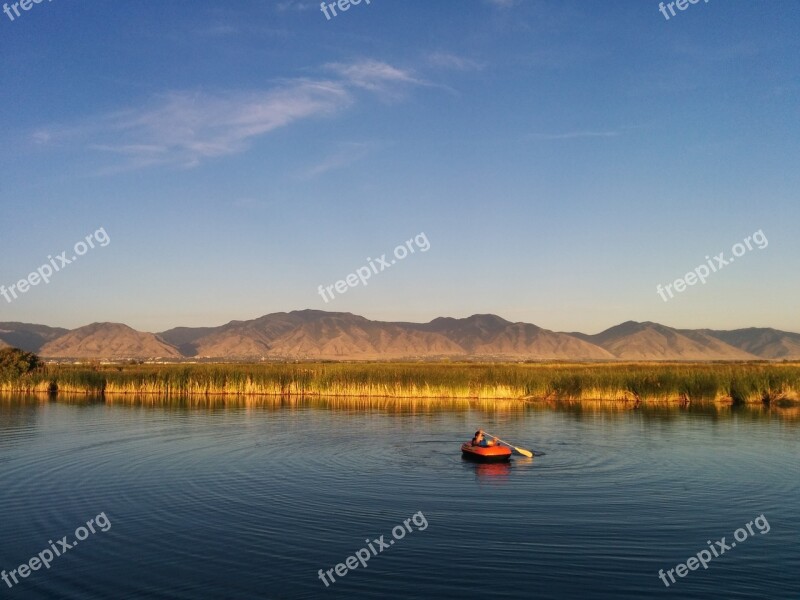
481, 431, 534, 458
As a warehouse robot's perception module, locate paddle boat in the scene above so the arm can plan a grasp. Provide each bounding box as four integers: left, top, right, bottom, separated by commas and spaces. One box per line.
461, 430, 533, 462
461, 441, 512, 462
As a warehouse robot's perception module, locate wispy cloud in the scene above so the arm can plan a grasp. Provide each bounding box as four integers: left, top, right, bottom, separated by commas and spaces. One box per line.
33, 60, 424, 171
301, 142, 377, 178
276, 0, 316, 11
325, 59, 427, 100
427, 52, 485, 71
485, 0, 518, 7
194, 24, 239, 37
230, 196, 275, 209
42, 81, 350, 171
529, 131, 621, 140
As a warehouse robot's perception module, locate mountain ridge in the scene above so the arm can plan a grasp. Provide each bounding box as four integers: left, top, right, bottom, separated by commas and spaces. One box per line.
4, 312, 799, 361
38, 322, 182, 359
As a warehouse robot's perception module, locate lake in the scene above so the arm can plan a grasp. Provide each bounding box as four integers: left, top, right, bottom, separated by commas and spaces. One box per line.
0, 396, 798, 599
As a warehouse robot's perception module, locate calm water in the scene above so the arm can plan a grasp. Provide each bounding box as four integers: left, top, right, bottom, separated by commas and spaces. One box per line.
0, 397, 798, 599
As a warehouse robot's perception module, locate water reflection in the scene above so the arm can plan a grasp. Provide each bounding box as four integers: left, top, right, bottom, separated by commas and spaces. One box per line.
469, 459, 511, 482
0, 392, 798, 600
0, 392, 797, 423
460, 455, 538, 485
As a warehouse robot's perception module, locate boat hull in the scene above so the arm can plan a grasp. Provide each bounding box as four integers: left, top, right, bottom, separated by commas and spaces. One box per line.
461, 442, 512, 462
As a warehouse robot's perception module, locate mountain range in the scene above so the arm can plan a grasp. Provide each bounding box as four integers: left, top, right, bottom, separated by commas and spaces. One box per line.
1, 311, 799, 361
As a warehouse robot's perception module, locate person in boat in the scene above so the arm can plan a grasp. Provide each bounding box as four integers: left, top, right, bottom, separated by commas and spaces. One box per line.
472, 430, 498, 447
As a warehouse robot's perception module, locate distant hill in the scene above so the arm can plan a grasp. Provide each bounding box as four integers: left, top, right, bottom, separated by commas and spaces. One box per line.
161, 312, 299, 357
268, 311, 464, 359
411, 314, 615, 359
577, 321, 758, 361
163, 310, 463, 359
159, 310, 613, 359
703, 328, 800, 360
0, 322, 69, 353
158, 326, 220, 356
4, 312, 795, 360
40, 323, 181, 359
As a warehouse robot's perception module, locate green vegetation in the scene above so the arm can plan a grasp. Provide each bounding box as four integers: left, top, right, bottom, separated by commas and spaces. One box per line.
2, 360, 800, 405
0, 348, 42, 382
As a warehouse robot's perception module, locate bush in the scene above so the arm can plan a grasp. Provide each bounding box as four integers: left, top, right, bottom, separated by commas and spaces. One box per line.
0, 347, 42, 381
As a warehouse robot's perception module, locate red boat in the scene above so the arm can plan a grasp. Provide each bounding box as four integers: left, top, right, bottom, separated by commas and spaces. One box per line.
461, 442, 512, 462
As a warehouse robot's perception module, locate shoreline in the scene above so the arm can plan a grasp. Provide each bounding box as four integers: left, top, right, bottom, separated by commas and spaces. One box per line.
2, 362, 800, 406
1, 388, 798, 406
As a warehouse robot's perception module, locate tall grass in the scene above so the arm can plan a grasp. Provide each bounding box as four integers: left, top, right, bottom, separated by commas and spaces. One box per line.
1, 362, 799, 404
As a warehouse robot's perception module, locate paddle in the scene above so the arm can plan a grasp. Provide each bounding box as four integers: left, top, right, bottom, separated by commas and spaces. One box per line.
482, 431, 533, 458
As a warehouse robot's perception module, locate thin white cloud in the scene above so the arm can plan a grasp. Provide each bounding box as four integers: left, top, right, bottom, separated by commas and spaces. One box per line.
529, 131, 621, 140
33, 60, 423, 171
427, 52, 485, 71
301, 142, 377, 178
231, 197, 274, 209
325, 59, 426, 99
276, 0, 316, 11
98, 82, 348, 169
32, 130, 52, 144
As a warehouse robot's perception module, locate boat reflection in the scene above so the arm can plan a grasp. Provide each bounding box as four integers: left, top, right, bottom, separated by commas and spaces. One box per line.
473, 460, 512, 480
462, 455, 535, 484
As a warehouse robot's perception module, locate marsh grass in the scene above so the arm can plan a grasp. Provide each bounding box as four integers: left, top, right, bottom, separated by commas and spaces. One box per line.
1, 362, 800, 405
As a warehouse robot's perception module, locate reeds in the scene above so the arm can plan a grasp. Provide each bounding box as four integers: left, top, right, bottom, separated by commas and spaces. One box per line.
1, 362, 800, 405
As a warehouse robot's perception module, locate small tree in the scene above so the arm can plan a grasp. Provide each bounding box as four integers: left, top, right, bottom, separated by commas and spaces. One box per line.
0, 347, 42, 381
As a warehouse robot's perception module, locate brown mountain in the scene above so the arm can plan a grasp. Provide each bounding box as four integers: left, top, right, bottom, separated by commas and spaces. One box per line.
163, 310, 463, 359
703, 328, 800, 360
0, 322, 69, 353
40, 323, 182, 359
160, 310, 613, 360
163, 312, 308, 357
157, 325, 221, 356
271, 311, 464, 359
8, 312, 799, 360
580, 321, 758, 360
411, 314, 615, 359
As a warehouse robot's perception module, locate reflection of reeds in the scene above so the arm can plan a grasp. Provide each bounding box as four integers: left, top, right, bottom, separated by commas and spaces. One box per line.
98, 393, 533, 417
1, 362, 800, 405
3, 390, 799, 421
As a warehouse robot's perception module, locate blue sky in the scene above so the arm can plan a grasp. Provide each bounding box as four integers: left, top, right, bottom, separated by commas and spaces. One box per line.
0, 0, 798, 333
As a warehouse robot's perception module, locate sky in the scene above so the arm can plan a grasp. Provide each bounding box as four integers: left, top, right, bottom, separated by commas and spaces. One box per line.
0, 0, 798, 334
